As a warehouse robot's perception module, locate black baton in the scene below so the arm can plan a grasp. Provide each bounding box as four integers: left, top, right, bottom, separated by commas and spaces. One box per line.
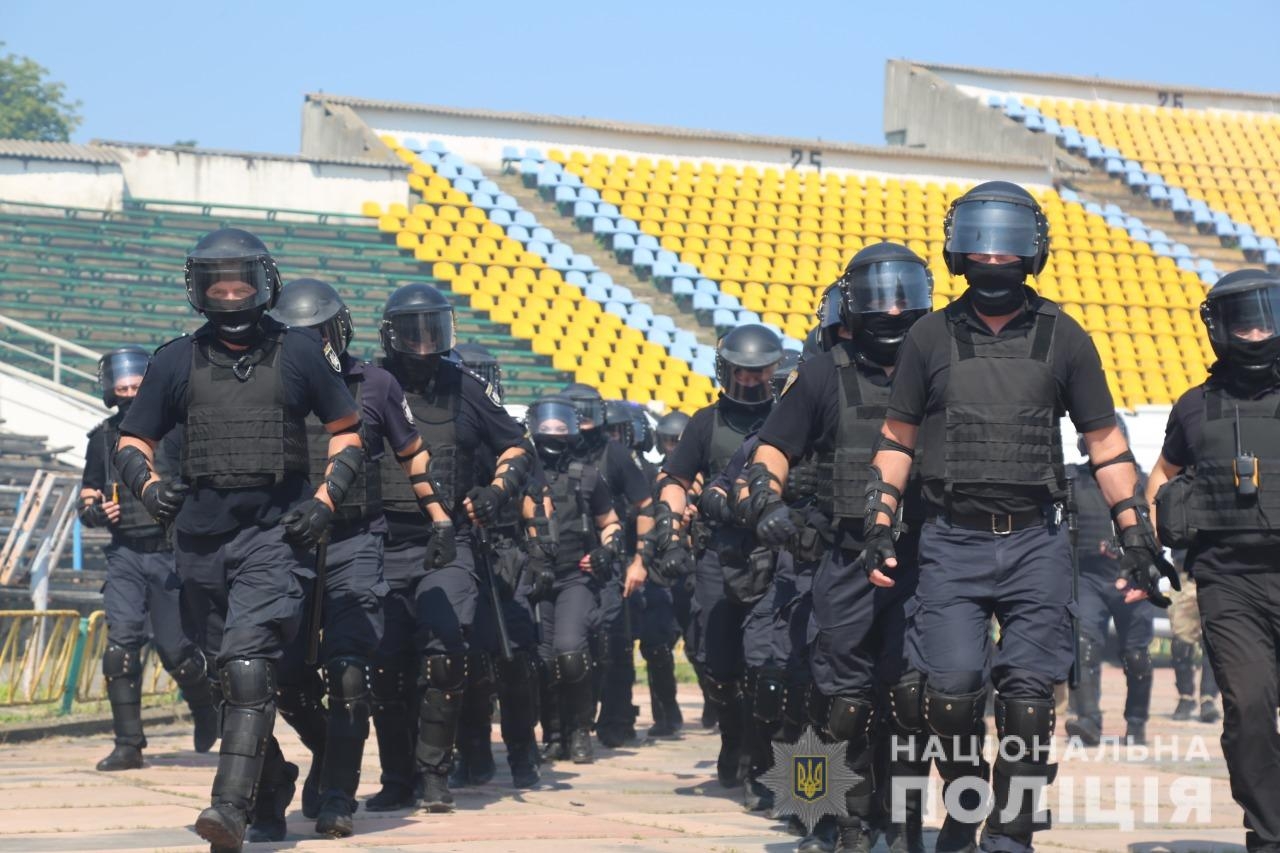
305, 535, 328, 667
475, 525, 513, 662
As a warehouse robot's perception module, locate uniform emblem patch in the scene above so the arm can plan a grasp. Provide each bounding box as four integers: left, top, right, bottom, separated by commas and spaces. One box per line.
401, 397, 415, 424
323, 341, 342, 373
761, 725, 859, 835
484, 382, 502, 407
780, 370, 799, 397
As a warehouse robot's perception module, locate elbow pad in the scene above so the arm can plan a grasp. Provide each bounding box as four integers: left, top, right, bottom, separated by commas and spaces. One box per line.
494, 450, 533, 495
863, 465, 904, 535
114, 444, 155, 502
324, 445, 365, 507
872, 435, 915, 458
1091, 449, 1136, 475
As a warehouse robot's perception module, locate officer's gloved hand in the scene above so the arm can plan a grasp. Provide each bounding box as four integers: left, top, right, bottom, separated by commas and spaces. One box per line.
755, 500, 797, 549
423, 520, 456, 569
141, 479, 189, 524
528, 560, 555, 603
465, 485, 506, 526
653, 542, 691, 587
78, 500, 110, 528
587, 545, 618, 580
1117, 524, 1180, 608
698, 488, 735, 526
280, 497, 333, 550
855, 523, 898, 587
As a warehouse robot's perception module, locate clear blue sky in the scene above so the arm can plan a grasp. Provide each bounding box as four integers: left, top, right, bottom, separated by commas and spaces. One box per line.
6, 0, 1275, 154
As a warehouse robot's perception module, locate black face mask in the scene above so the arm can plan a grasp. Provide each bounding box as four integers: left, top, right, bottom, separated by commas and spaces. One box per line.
535, 436, 574, 467
392, 353, 441, 391
854, 311, 921, 367
1217, 336, 1280, 394
209, 306, 266, 346
115, 398, 134, 416
965, 261, 1027, 316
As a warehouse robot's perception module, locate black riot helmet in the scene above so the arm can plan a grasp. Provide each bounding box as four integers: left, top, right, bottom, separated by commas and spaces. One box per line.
272, 278, 353, 356
655, 410, 690, 458
380, 283, 456, 363
456, 342, 503, 403
1201, 269, 1280, 385
715, 323, 784, 407
1077, 411, 1129, 458
603, 399, 635, 447
816, 284, 844, 351
943, 181, 1050, 276
184, 228, 282, 344
562, 382, 605, 429
527, 395, 581, 463
630, 405, 654, 454
770, 350, 801, 398
97, 346, 151, 408
838, 242, 933, 367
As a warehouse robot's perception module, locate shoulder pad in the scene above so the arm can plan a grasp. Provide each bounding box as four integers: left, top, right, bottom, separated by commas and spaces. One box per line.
460, 364, 502, 407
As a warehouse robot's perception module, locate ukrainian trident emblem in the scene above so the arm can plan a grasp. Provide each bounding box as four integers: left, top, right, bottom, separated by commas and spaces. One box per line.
761, 726, 860, 834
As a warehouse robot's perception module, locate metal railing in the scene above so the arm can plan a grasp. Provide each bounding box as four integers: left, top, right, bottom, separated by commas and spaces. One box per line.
0, 471, 82, 601
0, 609, 177, 714
0, 311, 100, 392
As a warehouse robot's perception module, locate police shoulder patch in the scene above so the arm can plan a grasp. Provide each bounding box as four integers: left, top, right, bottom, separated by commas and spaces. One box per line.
780, 370, 799, 398
401, 395, 415, 425
483, 382, 501, 407
322, 341, 342, 374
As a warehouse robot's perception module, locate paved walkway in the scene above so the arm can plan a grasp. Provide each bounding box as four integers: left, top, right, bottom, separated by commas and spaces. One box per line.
0, 667, 1248, 852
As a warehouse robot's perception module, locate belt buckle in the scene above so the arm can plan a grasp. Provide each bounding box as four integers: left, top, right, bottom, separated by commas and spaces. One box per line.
991, 514, 1014, 536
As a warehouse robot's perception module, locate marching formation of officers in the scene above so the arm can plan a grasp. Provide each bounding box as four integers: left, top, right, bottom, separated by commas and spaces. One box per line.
77, 179, 1280, 853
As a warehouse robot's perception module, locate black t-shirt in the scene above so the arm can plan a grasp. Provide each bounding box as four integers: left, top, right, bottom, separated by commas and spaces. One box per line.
662, 397, 769, 483
119, 319, 358, 536
1161, 380, 1280, 574
887, 290, 1116, 515
339, 356, 420, 536
590, 437, 651, 508
757, 350, 892, 460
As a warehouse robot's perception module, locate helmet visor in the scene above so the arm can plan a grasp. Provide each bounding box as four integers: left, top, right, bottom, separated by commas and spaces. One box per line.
819, 285, 842, 328
100, 350, 150, 398
946, 199, 1042, 259
386, 310, 456, 356
844, 261, 933, 314
567, 395, 605, 428
188, 259, 273, 314
528, 400, 581, 437
719, 362, 778, 405
1207, 287, 1280, 344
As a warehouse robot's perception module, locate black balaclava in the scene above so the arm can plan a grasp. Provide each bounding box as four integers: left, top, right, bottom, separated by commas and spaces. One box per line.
965, 261, 1028, 316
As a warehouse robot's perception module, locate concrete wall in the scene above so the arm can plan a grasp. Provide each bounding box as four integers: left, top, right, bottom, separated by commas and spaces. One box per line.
110, 146, 407, 216
0, 158, 123, 210
883, 60, 1066, 167
315, 98, 1052, 187
0, 370, 108, 470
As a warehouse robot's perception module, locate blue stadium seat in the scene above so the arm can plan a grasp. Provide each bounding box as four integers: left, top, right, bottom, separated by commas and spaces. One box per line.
630, 303, 654, 320
1148, 185, 1169, 203
636, 234, 660, 251
604, 300, 629, 318
1149, 229, 1169, 243
671, 277, 694, 299
501, 145, 519, 164
647, 328, 673, 347
626, 313, 652, 332
565, 270, 589, 287
554, 186, 578, 206
1150, 242, 1171, 256
611, 286, 635, 304
672, 330, 698, 349
549, 243, 572, 258
427, 140, 447, 154
1264, 249, 1280, 267
514, 210, 536, 228
402, 137, 425, 153
612, 233, 636, 253
506, 225, 529, 241
1083, 139, 1104, 161
489, 209, 513, 226
471, 193, 494, 210
592, 217, 615, 235
782, 337, 803, 352
570, 254, 598, 272
1170, 243, 1192, 259
527, 240, 550, 256
438, 163, 463, 180
1128, 226, 1149, 243
524, 147, 544, 162
531, 226, 555, 243
669, 342, 695, 363
651, 317, 676, 335
632, 248, 656, 273
579, 187, 601, 203
615, 219, 640, 235
1042, 118, 1062, 136
1024, 113, 1045, 132
1104, 158, 1124, 176
1125, 172, 1148, 188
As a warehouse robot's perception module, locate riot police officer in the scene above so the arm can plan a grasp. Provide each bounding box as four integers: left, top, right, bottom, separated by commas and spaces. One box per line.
449, 342, 544, 790
562, 384, 652, 748
1064, 414, 1155, 747
1147, 269, 1280, 853
366, 283, 533, 814
656, 411, 691, 462
651, 324, 783, 788
528, 396, 624, 763
116, 229, 364, 850
270, 278, 452, 837
748, 242, 933, 852
80, 347, 217, 772
862, 183, 1174, 853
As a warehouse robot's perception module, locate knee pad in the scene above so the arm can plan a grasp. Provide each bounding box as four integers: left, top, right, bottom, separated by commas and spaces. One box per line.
888, 670, 925, 735
421, 653, 468, 692
1170, 639, 1194, 666
640, 643, 675, 671
466, 649, 495, 691
1122, 648, 1152, 682
591, 632, 609, 669
370, 657, 415, 712
1080, 636, 1104, 669
702, 674, 741, 708
924, 686, 986, 739
495, 649, 538, 689
166, 647, 209, 688
324, 656, 371, 715
102, 644, 142, 680
554, 650, 591, 684
219, 658, 276, 710
275, 669, 325, 716
994, 694, 1055, 761
751, 668, 787, 726
827, 694, 875, 749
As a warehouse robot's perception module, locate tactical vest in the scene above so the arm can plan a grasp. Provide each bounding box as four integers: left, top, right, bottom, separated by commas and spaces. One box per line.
708, 407, 756, 481
1068, 464, 1117, 572
306, 372, 380, 525
546, 460, 600, 570
95, 419, 166, 541
1187, 386, 1280, 534
815, 344, 893, 523
922, 303, 1065, 496
181, 329, 309, 489
382, 370, 475, 518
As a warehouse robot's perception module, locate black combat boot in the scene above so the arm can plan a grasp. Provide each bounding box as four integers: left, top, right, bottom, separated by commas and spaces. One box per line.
98, 644, 146, 771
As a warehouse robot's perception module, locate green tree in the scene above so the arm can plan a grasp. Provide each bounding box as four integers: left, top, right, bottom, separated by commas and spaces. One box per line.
0, 44, 81, 142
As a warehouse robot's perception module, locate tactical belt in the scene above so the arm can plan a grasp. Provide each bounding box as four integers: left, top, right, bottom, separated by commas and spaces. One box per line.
931, 506, 1046, 535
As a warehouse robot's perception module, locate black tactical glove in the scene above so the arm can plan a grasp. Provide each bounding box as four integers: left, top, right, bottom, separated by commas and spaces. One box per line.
698, 488, 735, 526
755, 499, 798, 549
78, 500, 110, 528
1118, 523, 1180, 608
280, 498, 333, 550
141, 479, 189, 525
423, 520, 456, 569
466, 485, 507, 526
854, 523, 897, 580
587, 536, 623, 580
529, 564, 556, 603
652, 542, 691, 588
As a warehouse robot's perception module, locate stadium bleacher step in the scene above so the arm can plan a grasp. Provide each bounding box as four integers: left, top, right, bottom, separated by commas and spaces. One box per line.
1067, 172, 1251, 274
489, 171, 719, 349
